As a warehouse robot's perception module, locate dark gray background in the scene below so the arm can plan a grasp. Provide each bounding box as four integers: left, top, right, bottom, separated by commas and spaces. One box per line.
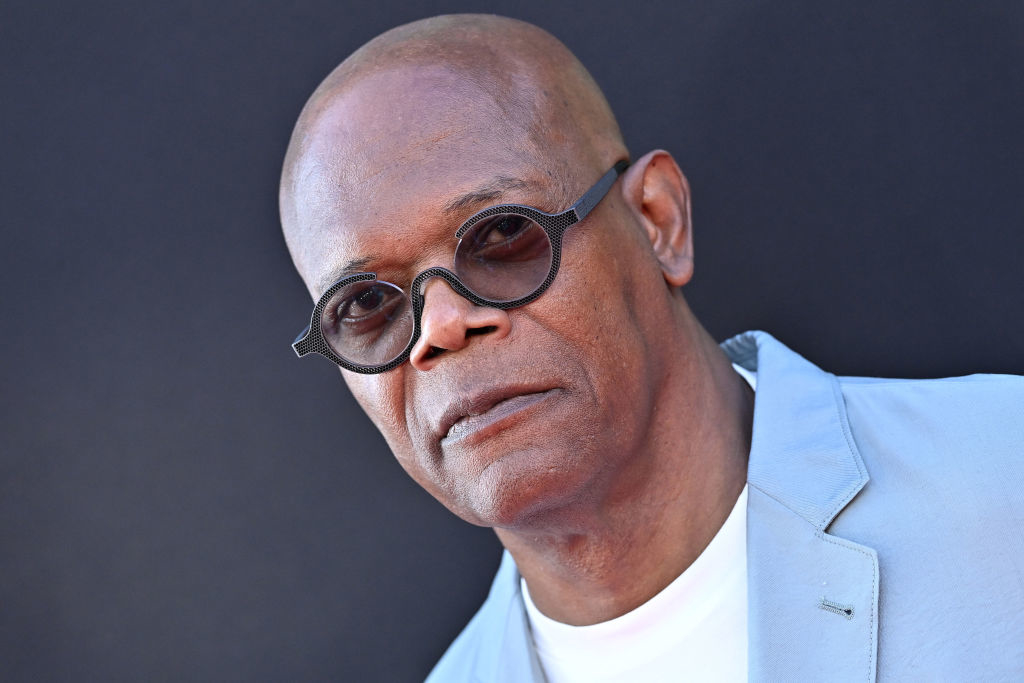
2, 1, 1022, 680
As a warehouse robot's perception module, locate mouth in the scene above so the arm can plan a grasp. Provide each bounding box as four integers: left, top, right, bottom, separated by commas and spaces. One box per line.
439, 388, 562, 445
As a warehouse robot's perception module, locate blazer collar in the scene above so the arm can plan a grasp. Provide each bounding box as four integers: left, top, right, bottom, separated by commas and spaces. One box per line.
723, 330, 879, 681
722, 330, 868, 529
473, 552, 546, 683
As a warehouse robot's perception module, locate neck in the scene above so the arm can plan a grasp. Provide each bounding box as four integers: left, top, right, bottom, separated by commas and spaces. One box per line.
496, 321, 753, 626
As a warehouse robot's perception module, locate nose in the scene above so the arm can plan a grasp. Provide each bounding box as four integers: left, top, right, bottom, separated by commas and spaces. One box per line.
408, 276, 511, 371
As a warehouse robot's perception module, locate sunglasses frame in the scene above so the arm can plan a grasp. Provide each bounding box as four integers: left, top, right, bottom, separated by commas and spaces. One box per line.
292, 160, 630, 373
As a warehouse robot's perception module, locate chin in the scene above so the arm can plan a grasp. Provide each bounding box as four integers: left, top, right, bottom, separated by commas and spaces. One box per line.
451, 445, 591, 529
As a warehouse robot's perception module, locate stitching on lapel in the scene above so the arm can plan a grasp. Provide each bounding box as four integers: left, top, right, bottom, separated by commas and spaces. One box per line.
822, 377, 869, 528
815, 530, 878, 682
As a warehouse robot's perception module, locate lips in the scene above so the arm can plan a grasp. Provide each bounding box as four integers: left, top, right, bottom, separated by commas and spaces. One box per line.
436, 386, 560, 444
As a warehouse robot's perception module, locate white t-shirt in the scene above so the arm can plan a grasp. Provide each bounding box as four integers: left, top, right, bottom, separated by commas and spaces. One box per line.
520, 364, 755, 682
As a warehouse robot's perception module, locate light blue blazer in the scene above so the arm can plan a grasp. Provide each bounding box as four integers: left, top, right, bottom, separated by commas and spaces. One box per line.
427, 331, 1024, 681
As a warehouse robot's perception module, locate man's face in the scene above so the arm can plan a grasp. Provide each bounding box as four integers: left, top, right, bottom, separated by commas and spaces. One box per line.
289, 66, 677, 529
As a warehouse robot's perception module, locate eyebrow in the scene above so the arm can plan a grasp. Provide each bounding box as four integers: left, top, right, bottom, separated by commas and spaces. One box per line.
317, 176, 539, 295
318, 255, 375, 295
443, 175, 533, 214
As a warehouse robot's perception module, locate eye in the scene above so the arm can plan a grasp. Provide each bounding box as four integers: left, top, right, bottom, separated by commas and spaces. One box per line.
480, 215, 530, 244
337, 284, 401, 322
349, 286, 385, 317
319, 279, 414, 363
460, 213, 549, 266
322, 283, 408, 340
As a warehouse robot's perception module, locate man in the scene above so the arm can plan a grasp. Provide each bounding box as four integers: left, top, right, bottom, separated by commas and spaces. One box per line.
279, 14, 1024, 681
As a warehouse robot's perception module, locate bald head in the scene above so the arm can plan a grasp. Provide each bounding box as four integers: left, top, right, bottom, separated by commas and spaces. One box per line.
279, 14, 627, 282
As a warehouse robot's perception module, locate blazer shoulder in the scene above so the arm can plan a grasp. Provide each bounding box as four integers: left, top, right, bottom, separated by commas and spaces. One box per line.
425, 606, 489, 683
837, 371, 1024, 388
837, 372, 1024, 432
838, 371, 1024, 461
834, 370, 1024, 536
426, 551, 527, 683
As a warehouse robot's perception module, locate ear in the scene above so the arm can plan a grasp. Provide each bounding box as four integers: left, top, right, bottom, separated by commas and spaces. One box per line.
620, 150, 694, 287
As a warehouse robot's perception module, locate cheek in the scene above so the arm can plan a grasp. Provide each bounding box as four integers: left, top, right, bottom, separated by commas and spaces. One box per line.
556, 224, 653, 354
544, 219, 669, 414
342, 369, 452, 502
342, 369, 410, 450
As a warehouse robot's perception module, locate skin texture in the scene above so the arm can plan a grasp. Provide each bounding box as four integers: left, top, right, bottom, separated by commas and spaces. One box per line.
280, 14, 753, 626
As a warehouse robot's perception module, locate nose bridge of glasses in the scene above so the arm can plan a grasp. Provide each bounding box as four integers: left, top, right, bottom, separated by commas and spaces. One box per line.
411, 266, 490, 314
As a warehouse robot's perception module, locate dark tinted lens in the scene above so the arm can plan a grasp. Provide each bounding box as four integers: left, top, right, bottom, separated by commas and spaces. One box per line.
319, 281, 413, 366
454, 213, 552, 301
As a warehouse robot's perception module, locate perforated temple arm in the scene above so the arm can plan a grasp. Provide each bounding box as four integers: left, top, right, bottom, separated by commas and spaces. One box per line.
292, 324, 312, 356
571, 160, 630, 221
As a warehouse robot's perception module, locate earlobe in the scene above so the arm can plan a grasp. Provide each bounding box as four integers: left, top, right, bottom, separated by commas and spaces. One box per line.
621, 150, 694, 287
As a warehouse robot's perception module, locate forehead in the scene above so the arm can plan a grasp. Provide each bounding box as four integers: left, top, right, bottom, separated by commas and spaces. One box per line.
289, 65, 546, 295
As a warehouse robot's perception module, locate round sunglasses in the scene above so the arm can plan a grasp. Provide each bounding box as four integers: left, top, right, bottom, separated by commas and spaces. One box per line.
292, 160, 629, 373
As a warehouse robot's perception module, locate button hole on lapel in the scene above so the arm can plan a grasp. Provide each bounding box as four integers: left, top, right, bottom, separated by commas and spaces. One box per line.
819, 597, 854, 620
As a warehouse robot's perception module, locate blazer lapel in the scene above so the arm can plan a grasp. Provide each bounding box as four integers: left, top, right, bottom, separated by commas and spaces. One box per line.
471, 552, 546, 683
723, 332, 879, 682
